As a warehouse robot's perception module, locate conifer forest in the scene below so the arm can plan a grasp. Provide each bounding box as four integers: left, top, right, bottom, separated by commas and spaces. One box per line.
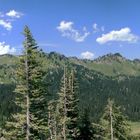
0, 0, 140, 140
0, 26, 140, 140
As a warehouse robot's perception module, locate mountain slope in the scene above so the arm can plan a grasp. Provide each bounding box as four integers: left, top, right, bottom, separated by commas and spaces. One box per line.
0, 52, 140, 128
69, 53, 140, 76
1, 52, 140, 77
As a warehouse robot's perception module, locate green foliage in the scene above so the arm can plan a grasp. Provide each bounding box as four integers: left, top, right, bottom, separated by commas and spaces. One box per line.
56, 68, 79, 140
92, 123, 106, 140
100, 99, 130, 140
57, 67, 69, 139
1, 50, 140, 138
77, 108, 93, 140
47, 99, 58, 140
4, 26, 48, 139
129, 121, 140, 137
1, 52, 140, 123
66, 70, 79, 139
70, 53, 140, 76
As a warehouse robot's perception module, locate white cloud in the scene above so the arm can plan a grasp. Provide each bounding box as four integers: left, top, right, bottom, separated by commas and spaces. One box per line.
57, 21, 73, 31
81, 51, 94, 59
0, 20, 12, 30
93, 23, 104, 33
0, 42, 16, 55
57, 21, 90, 42
0, 10, 23, 31
93, 23, 99, 32
6, 10, 23, 18
96, 27, 139, 44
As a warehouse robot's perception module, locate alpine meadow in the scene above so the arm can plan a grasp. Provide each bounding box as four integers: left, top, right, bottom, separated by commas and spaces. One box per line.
0, 0, 140, 140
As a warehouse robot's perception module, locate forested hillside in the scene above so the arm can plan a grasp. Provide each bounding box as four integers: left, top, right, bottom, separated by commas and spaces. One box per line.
1, 52, 140, 121
0, 40, 140, 139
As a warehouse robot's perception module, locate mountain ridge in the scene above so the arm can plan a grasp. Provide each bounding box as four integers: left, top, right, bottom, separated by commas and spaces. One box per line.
1, 52, 140, 77
0, 52, 140, 62
1, 51, 140, 127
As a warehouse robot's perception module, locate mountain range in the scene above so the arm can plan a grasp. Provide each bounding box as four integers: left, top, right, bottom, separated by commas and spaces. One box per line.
0, 52, 140, 127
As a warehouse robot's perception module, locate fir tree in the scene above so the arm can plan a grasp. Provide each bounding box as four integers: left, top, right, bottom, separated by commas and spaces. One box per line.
57, 67, 69, 140
77, 108, 93, 140
92, 123, 106, 140
57, 68, 80, 140
67, 70, 79, 140
4, 26, 48, 140
48, 99, 58, 140
101, 99, 130, 140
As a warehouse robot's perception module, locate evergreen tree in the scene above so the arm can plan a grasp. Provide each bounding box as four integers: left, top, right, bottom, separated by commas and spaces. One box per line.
77, 108, 93, 140
48, 99, 58, 140
4, 26, 48, 140
57, 67, 69, 140
100, 99, 130, 140
57, 68, 80, 140
67, 70, 79, 140
92, 123, 106, 140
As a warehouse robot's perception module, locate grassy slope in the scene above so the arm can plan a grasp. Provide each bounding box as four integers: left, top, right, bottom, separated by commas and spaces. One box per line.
130, 122, 140, 136
69, 57, 140, 76
0, 55, 18, 83
1, 53, 140, 77
0, 54, 17, 65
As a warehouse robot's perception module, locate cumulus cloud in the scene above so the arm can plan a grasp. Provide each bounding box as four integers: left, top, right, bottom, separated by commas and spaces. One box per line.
0, 10, 23, 31
96, 27, 139, 44
93, 23, 104, 33
6, 10, 23, 18
57, 21, 90, 42
0, 20, 12, 30
81, 51, 94, 59
0, 42, 16, 55
57, 21, 73, 31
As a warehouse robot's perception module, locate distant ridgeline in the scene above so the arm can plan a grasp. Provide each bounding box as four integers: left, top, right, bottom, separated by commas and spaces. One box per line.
0, 52, 140, 126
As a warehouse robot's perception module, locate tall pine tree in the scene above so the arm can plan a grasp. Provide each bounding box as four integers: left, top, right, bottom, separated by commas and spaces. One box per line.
77, 108, 93, 140
100, 99, 130, 140
4, 26, 48, 140
57, 67, 69, 140
67, 70, 79, 140
57, 68, 79, 140
47, 99, 58, 140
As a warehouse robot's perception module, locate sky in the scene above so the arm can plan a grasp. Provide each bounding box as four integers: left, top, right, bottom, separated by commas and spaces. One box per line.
0, 0, 140, 59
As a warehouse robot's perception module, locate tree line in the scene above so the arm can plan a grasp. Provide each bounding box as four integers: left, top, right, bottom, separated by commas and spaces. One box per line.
0, 26, 137, 140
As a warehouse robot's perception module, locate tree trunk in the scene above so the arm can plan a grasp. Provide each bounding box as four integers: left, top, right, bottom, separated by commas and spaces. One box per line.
110, 106, 113, 140
63, 67, 67, 140
25, 47, 30, 140
48, 111, 53, 140
54, 115, 57, 140
26, 94, 30, 140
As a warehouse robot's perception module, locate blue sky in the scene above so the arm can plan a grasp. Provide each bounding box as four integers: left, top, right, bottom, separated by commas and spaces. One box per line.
0, 0, 140, 59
